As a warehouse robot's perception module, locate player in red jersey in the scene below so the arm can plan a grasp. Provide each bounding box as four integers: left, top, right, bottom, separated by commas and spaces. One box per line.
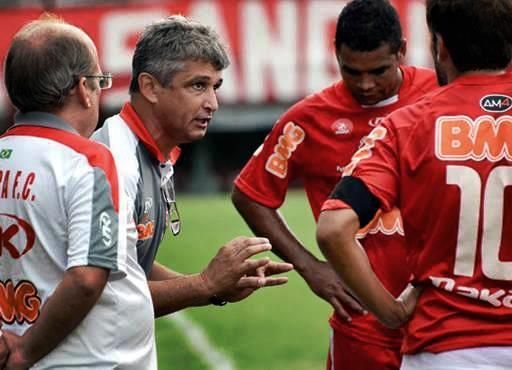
232, 1, 437, 369
317, 0, 512, 369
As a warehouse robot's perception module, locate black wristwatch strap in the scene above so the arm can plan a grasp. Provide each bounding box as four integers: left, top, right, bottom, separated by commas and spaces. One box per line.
209, 295, 227, 306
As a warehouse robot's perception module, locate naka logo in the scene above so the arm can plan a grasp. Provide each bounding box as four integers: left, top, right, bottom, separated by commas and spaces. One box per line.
265, 122, 305, 179
480, 94, 512, 113
331, 119, 353, 136
99, 212, 113, 247
0, 213, 35, 259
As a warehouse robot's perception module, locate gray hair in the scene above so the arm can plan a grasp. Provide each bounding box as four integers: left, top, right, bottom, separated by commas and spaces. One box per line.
129, 15, 230, 93
4, 14, 96, 113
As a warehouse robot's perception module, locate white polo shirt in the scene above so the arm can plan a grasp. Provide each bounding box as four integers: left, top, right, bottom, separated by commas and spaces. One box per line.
0, 112, 156, 369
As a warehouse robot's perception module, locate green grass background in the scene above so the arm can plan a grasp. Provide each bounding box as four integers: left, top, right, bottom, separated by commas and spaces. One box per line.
155, 191, 332, 370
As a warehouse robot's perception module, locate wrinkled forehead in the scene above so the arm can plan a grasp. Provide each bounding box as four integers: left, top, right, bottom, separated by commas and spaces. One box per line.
338, 43, 399, 71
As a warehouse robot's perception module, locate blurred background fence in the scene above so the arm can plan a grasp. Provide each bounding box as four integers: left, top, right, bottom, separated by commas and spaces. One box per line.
0, 0, 430, 193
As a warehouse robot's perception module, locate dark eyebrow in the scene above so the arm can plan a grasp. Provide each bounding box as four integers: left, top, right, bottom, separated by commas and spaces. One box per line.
342, 64, 392, 75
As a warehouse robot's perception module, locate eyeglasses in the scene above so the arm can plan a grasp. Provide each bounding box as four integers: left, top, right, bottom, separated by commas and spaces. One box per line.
161, 169, 181, 236
84, 72, 113, 90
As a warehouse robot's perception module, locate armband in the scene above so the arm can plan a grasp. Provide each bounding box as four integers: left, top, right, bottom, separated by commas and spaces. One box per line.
329, 176, 380, 227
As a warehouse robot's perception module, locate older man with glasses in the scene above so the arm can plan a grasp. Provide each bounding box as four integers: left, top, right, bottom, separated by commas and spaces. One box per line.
0, 14, 157, 369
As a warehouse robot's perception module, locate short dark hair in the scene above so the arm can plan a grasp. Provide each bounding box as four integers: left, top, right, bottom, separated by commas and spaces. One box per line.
129, 15, 230, 94
427, 0, 512, 73
334, 0, 402, 53
4, 16, 95, 113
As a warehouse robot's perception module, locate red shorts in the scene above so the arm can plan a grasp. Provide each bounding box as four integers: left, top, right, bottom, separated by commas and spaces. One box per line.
326, 328, 402, 370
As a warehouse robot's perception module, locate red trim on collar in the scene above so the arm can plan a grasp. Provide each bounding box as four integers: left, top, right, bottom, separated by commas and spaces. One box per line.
119, 103, 181, 165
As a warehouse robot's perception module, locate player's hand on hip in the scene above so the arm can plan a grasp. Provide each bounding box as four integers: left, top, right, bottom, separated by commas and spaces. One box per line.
396, 283, 424, 322
2, 330, 31, 370
200, 236, 273, 296
303, 260, 365, 322
0, 329, 9, 369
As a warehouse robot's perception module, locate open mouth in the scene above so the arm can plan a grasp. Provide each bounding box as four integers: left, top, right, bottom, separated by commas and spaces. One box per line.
194, 118, 211, 127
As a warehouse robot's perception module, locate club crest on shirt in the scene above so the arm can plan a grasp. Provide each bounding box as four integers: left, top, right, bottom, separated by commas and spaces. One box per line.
331, 119, 354, 136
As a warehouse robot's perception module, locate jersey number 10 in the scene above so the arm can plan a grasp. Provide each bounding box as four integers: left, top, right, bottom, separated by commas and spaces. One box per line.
448, 165, 512, 281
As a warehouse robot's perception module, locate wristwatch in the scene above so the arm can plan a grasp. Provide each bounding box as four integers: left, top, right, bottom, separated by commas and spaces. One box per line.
209, 295, 227, 306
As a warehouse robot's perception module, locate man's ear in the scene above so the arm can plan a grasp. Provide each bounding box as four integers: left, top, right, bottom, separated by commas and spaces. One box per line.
436, 33, 449, 64
138, 73, 160, 104
398, 38, 407, 62
76, 77, 92, 108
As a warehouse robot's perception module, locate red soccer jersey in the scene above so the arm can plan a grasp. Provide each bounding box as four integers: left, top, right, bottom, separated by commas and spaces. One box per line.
235, 66, 438, 346
347, 72, 512, 354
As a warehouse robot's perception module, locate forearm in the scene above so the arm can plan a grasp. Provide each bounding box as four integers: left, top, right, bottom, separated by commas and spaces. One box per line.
20, 266, 108, 365
232, 188, 319, 275
150, 261, 183, 281
317, 209, 407, 328
149, 273, 211, 317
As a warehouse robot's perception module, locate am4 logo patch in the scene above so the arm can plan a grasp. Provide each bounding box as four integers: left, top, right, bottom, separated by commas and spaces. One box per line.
480, 94, 512, 112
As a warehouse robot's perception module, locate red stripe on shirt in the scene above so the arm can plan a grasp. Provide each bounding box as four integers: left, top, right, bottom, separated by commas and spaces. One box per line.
3, 125, 120, 212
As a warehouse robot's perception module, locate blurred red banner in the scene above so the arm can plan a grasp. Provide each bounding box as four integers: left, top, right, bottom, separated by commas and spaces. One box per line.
0, 0, 429, 113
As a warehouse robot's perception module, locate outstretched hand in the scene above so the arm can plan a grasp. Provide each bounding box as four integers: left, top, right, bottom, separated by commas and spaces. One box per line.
200, 236, 293, 303
223, 260, 294, 303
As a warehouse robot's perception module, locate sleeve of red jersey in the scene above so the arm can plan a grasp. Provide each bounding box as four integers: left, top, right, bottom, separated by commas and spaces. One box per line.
234, 109, 306, 209
345, 119, 401, 213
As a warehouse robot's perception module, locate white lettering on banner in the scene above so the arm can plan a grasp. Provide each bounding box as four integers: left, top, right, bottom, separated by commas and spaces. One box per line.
242, 0, 298, 102
430, 276, 512, 308
0, 0, 433, 110
406, 2, 429, 67
306, 0, 346, 93
101, 10, 168, 74
189, 1, 239, 103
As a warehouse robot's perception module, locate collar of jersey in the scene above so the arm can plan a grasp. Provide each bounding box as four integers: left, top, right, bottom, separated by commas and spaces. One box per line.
120, 102, 181, 165
11, 111, 79, 134
452, 70, 509, 85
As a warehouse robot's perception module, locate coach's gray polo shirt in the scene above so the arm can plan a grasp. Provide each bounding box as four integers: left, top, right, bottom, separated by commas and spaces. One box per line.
93, 103, 179, 276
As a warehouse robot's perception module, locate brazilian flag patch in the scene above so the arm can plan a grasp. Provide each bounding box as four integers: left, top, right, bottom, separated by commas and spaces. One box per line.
0, 149, 13, 159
